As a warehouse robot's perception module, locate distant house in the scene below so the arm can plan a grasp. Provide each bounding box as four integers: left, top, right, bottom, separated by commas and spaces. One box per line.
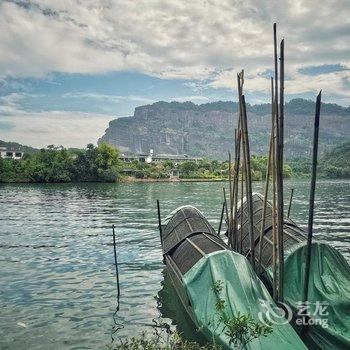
152, 154, 201, 163
120, 153, 151, 163
0, 147, 23, 160
119, 150, 201, 164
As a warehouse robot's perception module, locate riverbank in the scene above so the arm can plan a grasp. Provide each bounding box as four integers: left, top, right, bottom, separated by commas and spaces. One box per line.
2, 175, 349, 184
122, 176, 227, 183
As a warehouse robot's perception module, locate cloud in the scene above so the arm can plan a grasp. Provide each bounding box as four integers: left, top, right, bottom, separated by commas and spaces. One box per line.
298, 64, 348, 76
2, 0, 349, 148
0, 91, 210, 147
63, 92, 210, 105
62, 92, 153, 104
171, 95, 210, 103
0, 106, 115, 148
1, 2, 349, 72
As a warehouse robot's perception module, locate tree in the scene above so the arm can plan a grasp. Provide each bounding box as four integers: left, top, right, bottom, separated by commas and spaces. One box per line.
25, 148, 74, 182
179, 161, 198, 176
93, 143, 121, 182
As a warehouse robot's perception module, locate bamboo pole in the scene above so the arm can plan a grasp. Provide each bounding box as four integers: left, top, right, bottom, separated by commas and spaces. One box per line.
232, 113, 242, 251
273, 24, 285, 301
229, 151, 233, 209
235, 71, 245, 252
273, 23, 279, 129
277, 37, 285, 301
240, 165, 244, 254
228, 151, 233, 246
271, 96, 278, 300
223, 187, 230, 231
241, 94, 255, 270
218, 201, 226, 235
287, 189, 294, 218
232, 130, 237, 249
234, 126, 237, 203
303, 91, 322, 304
258, 130, 273, 273
280, 38, 285, 173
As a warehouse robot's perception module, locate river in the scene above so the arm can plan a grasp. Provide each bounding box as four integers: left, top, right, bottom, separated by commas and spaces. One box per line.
0, 180, 349, 349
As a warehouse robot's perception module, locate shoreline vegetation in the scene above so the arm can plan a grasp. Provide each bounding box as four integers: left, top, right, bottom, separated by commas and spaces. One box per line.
0, 141, 349, 184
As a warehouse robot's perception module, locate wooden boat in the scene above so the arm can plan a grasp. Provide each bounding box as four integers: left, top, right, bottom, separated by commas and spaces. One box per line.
236, 193, 350, 349
160, 205, 307, 349
160, 205, 229, 327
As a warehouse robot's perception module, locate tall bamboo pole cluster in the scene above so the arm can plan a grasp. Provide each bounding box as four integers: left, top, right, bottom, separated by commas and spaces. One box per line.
224, 24, 322, 306
223, 24, 285, 300
255, 23, 286, 301
224, 70, 255, 270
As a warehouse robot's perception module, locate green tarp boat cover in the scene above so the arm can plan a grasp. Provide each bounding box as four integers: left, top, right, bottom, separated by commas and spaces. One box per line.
284, 242, 350, 349
183, 250, 306, 349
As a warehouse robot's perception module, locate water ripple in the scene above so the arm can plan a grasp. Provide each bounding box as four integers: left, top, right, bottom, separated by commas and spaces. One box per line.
0, 180, 349, 349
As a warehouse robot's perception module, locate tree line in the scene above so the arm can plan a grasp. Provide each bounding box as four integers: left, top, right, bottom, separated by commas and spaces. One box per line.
0, 143, 121, 183
0, 140, 348, 183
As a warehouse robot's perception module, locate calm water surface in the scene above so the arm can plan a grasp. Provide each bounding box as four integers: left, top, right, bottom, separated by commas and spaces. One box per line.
0, 180, 349, 349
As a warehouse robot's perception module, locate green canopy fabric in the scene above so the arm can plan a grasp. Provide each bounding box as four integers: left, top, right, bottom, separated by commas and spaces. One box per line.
284, 242, 350, 349
183, 250, 306, 349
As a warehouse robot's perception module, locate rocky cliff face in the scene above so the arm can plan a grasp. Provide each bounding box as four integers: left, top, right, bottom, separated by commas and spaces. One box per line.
98, 99, 350, 160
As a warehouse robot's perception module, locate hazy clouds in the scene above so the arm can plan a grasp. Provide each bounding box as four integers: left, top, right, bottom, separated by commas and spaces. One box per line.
1, 1, 349, 92
0, 0, 349, 147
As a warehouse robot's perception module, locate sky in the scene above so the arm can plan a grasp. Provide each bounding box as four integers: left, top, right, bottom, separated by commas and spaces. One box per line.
0, 0, 349, 148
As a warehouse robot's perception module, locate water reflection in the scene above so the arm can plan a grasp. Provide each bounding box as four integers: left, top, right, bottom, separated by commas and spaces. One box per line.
157, 269, 207, 344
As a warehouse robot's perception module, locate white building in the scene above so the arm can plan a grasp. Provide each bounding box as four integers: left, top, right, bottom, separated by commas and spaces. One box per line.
120, 151, 201, 164
0, 147, 23, 160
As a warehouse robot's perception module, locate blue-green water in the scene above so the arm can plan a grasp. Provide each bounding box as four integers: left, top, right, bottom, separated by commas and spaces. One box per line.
0, 180, 349, 349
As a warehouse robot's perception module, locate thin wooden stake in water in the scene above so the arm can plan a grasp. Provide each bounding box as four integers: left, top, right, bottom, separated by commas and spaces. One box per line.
303, 91, 322, 304
218, 202, 226, 235
112, 224, 120, 306
157, 200, 163, 247
287, 189, 294, 218
223, 188, 230, 229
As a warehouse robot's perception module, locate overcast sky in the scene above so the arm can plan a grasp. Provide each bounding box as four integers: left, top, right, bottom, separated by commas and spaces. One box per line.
0, 0, 349, 148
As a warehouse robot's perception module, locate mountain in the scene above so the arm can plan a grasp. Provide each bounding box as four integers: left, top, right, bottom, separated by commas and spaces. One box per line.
0, 141, 83, 154
319, 140, 350, 178
0, 140, 39, 154
99, 99, 350, 160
